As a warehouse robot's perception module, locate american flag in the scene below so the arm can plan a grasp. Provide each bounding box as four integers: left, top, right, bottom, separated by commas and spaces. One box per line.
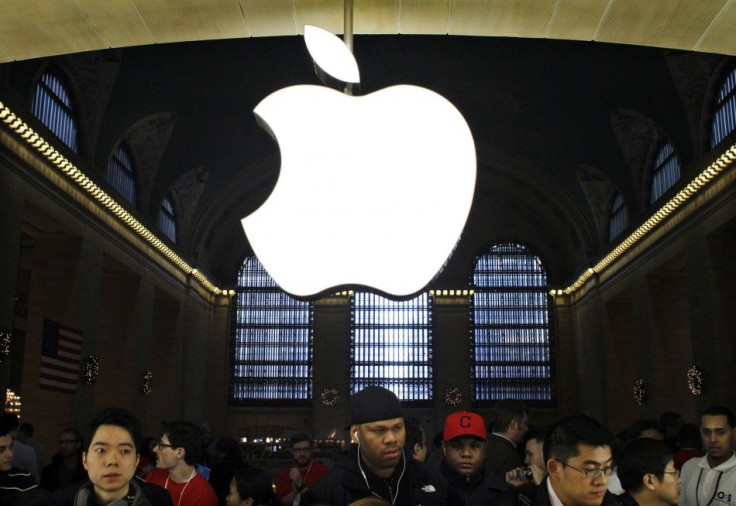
40, 318, 83, 393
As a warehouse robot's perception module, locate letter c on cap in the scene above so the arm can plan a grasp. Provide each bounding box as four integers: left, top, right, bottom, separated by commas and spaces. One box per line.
460, 415, 471, 428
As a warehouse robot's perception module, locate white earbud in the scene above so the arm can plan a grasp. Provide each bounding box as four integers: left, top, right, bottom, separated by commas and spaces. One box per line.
355, 432, 360, 443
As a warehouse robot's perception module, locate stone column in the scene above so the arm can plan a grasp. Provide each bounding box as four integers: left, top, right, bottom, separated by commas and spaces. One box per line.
0, 167, 23, 389
312, 295, 351, 439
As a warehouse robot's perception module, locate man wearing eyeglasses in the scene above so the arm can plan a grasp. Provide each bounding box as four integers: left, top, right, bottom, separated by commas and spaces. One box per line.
679, 406, 736, 506
275, 433, 329, 505
617, 438, 681, 506
504, 415, 619, 506
147, 421, 218, 506
40, 428, 86, 492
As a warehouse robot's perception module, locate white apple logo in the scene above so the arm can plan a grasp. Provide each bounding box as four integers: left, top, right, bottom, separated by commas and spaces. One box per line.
242, 25, 476, 298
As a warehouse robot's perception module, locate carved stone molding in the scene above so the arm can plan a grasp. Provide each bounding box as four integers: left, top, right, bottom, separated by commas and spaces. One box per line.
126, 113, 176, 212
576, 164, 615, 245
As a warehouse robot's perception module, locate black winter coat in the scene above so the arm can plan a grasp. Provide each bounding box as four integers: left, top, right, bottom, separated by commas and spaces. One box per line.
439, 459, 513, 506
304, 446, 447, 505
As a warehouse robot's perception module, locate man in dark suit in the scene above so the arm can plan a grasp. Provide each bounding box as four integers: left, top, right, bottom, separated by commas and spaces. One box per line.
501, 415, 621, 506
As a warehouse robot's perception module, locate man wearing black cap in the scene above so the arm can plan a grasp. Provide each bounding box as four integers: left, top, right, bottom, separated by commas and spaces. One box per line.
439, 411, 512, 506
305, 386, 446, 505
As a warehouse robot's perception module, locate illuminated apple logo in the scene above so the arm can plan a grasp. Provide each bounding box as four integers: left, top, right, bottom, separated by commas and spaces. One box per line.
242, 25, 476, 298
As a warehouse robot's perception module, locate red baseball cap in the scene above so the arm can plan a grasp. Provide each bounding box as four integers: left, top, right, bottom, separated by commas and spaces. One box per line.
443, 411, 487, 441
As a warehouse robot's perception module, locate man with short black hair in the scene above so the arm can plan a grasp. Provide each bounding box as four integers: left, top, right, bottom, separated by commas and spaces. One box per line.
439, 410, 511, 505
0, 420, 39, 501
47, 407, 172, 506
506, 427, 548, 487
0, 413, 39, 484
486, 400, 529, 477
306, 386, 446, 505
679, 406, 736, 506
275, 432, 329, 505
505, 415, 619, 506
403, 417, 428, 463
40, 428, 86, 492
147, 421, 217, 506
617, 438, 681, 506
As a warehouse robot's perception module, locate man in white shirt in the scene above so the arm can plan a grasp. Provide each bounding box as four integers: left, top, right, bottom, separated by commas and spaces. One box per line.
679, 406, 736, 506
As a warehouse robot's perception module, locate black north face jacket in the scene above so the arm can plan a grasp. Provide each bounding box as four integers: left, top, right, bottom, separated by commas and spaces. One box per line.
305, 446, 447, 505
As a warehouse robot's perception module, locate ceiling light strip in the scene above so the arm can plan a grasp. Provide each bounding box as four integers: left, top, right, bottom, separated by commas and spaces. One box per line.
555, 143, 736, 296
0, 101, 223, 296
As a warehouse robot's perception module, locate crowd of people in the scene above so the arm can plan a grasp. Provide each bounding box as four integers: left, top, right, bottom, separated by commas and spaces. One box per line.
0, 390, 733, 506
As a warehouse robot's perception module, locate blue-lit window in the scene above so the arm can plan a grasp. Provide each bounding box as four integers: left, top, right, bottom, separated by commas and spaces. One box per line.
231, 257, 313, 405
650, 141, 681, 204
157, 194, 177, 244
350, 292, 432, 404
471, 243, 554, 405
31, 68, 78, 153
711, 66, 736, 149
608, 191, 628, 242
107, 144, 137, 207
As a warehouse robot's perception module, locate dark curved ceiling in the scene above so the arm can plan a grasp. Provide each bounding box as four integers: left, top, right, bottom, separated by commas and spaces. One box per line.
0, 2, 732, 291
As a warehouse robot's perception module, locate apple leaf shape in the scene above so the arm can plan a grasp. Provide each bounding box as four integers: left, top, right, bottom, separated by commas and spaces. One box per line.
304, 25, 360, 85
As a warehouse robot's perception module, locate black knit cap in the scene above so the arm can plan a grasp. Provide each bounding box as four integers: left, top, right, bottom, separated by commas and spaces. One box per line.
349, 386, 403, 425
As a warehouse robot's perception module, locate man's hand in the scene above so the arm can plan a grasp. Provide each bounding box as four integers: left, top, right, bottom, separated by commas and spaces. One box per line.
505, 464, 544, 487
289, 467, 303, 489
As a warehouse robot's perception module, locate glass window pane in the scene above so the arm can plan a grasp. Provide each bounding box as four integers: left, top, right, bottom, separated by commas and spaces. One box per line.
157, 194, 177, 243
650, 141, 680, 204
230, 257, 313, 404
608, 192, 628, 242
31, 68, 79, 153
471, 243, 555, 405
106, 144, 138, 207
350, 292, 432, 403
711, 67, 736, 149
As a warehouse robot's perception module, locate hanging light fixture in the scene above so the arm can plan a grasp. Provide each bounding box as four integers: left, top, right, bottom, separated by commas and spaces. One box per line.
242, 1, 476, 299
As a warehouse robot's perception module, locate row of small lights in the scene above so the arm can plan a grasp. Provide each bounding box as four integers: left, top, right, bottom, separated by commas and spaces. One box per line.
430, 289, 474, 297
0, 101, 224, 296
551, 143, 736, 297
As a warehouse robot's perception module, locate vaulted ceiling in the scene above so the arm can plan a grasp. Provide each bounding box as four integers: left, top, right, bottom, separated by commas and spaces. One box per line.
0, 1, 733, 290
1, 0, 734, 62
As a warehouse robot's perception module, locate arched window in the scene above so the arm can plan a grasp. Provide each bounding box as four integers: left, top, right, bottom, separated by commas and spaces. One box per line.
231, 257, 313, 405
106, 143, 137, 207
710, 66, 736, 149
350, 291, 432, 403
608, 191, 628, 242
31, 67, 79, 153
157, 194, 177, 243
649, 141, 681, 204
471, 243, 554, 405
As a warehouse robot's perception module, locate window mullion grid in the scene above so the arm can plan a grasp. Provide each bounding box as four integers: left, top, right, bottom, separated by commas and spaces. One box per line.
471, 244, 553, 405
230, 258, 312, 405
350, 292, 431, 403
